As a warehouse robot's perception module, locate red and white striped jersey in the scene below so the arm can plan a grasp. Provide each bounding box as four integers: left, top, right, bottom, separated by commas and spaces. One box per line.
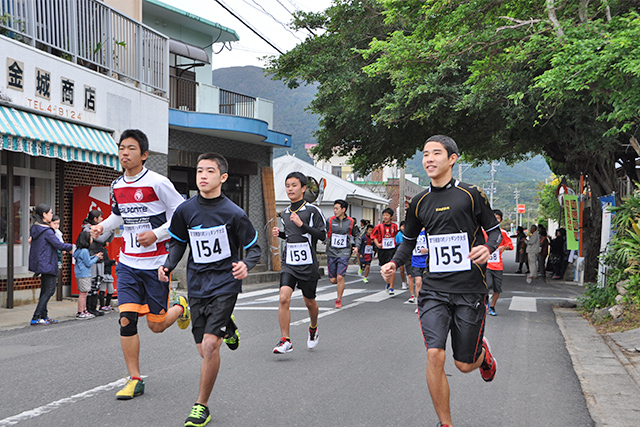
108, 168, 184, 270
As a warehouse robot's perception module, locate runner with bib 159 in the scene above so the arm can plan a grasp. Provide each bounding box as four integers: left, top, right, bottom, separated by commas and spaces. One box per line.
380, 135, 502, 427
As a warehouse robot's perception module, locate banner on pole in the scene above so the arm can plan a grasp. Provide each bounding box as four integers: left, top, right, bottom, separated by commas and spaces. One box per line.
563, 195, 580, 251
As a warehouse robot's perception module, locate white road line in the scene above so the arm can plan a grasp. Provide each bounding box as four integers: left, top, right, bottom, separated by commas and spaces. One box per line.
0, 378, 127, 426
233, 306, 332, 311
290, 301, 365, 326
509, 296, 537, 312
355, 289, 406, 302
315, 288, 366, 301
238, 288, 279, 300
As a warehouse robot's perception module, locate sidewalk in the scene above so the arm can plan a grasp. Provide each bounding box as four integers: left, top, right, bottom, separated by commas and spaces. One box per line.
554, 307, 640, 427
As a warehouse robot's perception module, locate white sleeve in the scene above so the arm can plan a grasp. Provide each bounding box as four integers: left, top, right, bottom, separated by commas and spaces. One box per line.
100, 213, 124, 234
152, 178, 185, 241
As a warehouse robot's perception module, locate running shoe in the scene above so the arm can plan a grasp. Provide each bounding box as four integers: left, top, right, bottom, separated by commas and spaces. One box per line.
116, 377, 145, 400
30, 318, 50, 325
386, 283, 390, 291
363, 277, 369, 283
223, 315, 240, 351
307, 326, 319, 349
84, 310, 95, 319
388, 288, 395, 296
401, 282, 408, 290
526, 276, 532, 284
335, 299, 342, 309
76, 312, 90, 320
100, 306, 113, 312
488, 307, 497, 316
479, 337, 497, 382
185, 403, 211, 427
358, 268, 363, 276
273, 337, 293, 354
437, 423, 450, 427
173, 295, 191, 329
407, 295, 415, 304
44, 317, 58, 324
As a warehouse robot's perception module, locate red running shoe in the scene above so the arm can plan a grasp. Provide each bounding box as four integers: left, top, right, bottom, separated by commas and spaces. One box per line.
335, 300, 342, 309
479, 337, 497, 382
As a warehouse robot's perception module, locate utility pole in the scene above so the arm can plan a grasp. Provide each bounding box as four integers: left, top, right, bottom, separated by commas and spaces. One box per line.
514, 188, 520, 226
399, 166, 406, 222
489, 161, 499, 206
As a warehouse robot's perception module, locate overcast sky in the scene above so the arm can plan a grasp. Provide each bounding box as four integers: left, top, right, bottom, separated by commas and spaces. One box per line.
160, 0, 333, 70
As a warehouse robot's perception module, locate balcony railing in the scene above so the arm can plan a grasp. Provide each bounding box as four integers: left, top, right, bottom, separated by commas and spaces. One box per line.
219, 89, 255, 118
0, 0, 168, 95
170, 75, 197, 111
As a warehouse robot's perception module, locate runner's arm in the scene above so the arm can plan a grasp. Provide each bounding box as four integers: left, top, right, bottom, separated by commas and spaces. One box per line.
242, 243, 262, 271
162, 238, 188, 273
98, 213, 123, 234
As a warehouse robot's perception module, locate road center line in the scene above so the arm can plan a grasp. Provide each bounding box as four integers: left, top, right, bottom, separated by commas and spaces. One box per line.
0, 378, 127, 426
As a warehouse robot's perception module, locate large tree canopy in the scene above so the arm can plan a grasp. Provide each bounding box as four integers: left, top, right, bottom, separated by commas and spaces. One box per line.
267, 0, 640, 279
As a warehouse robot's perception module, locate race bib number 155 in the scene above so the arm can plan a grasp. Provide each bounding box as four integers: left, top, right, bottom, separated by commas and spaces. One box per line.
427, 232, 471, 273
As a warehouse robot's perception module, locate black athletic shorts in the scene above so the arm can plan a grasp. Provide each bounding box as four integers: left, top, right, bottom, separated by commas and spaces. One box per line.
408, 266, 425, 279
486, 269, 503, 294
189, 293, 238, 344
280, 272, 318, 300
418, 290, 486, 364
378, 248, 396, 266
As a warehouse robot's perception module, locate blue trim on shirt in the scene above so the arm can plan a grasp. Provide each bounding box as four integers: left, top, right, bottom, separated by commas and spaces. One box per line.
168, 229, 186, 242
244, 231, 258, 250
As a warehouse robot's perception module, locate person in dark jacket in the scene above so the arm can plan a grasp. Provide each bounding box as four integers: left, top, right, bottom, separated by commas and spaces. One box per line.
82, 210, 113, 316
29, 204, 72, 325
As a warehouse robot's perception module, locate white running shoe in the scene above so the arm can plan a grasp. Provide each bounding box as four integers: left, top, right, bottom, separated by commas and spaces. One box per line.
273, 338, 293, 354
307, 327, 319, 349
401, 282, 408, 290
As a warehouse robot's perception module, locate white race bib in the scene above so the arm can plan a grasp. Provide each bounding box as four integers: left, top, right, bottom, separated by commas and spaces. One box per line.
286, 242, 313, 265
123, 223, 156, 254
188, 225, 232, 264
488, 249, 500, 263
413, 234, 427, 256
364, 245, 373, 255
331, 233, 348, 249
428, 232, 471, 273
382, 237, 395, 249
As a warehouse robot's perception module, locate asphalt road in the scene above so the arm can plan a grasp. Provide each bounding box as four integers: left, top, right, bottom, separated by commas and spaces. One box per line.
0, 257, 593, 426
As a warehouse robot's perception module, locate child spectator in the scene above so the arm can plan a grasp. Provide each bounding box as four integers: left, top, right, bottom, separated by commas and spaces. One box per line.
73, 230, 102, 319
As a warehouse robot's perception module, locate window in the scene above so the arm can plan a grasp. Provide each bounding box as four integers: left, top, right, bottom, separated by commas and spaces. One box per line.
332, 166, 342, 178
1, 152, 55, 275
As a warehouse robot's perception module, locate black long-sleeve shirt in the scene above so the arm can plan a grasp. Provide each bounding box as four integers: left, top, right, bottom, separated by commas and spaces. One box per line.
164, 193, 261, 298
392, 178, 502, 294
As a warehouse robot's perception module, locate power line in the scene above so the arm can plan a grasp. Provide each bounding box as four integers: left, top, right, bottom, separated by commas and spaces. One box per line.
242, 0, 303, 42
215, 0, 285, 55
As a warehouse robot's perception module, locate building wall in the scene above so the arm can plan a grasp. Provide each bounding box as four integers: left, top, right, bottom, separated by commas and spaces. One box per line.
168, 129, 272, 265
0, 160, 121, 306
1, 37, 169, 154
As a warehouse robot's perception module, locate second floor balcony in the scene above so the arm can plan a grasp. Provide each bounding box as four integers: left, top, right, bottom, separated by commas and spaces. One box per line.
169, 75, 273, 128
0, 0, 169, 95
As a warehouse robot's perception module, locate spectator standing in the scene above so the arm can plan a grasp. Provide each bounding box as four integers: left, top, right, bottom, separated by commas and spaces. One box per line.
515, 226, 528, 274
29, 204, 72, 325
73, 231, 102, 319
525, 225, 540, 283
538, 228, 550, 279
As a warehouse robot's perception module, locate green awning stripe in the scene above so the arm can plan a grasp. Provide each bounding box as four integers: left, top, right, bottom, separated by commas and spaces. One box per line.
0, 105, 118, 169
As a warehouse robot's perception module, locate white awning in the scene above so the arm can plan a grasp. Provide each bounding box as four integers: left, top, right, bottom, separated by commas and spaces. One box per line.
169, 39, 210, 64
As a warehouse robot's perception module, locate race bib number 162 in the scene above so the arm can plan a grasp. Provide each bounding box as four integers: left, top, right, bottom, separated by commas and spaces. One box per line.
427, 232, 471, 273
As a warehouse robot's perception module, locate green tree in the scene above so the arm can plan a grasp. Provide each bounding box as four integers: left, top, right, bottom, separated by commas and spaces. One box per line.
268, 0, 640, 279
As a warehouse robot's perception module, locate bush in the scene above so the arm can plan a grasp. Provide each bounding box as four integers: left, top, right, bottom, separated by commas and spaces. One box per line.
579, 281, 618, 310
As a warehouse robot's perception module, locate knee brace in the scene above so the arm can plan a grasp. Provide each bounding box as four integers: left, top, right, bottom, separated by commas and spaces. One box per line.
119, 312, 139, 337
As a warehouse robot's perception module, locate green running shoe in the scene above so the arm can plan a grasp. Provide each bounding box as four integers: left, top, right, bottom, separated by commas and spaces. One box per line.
223, 314, 240, 350
116, 378, 145, 400
185, 403, 211, 427
173, 295, 190, 330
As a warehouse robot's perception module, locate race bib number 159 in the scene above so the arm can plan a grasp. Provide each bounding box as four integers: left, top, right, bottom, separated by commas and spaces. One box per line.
428, 232, 471, 273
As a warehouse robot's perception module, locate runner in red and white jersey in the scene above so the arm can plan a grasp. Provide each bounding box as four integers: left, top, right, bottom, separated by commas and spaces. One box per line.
91, 129, 190, 401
